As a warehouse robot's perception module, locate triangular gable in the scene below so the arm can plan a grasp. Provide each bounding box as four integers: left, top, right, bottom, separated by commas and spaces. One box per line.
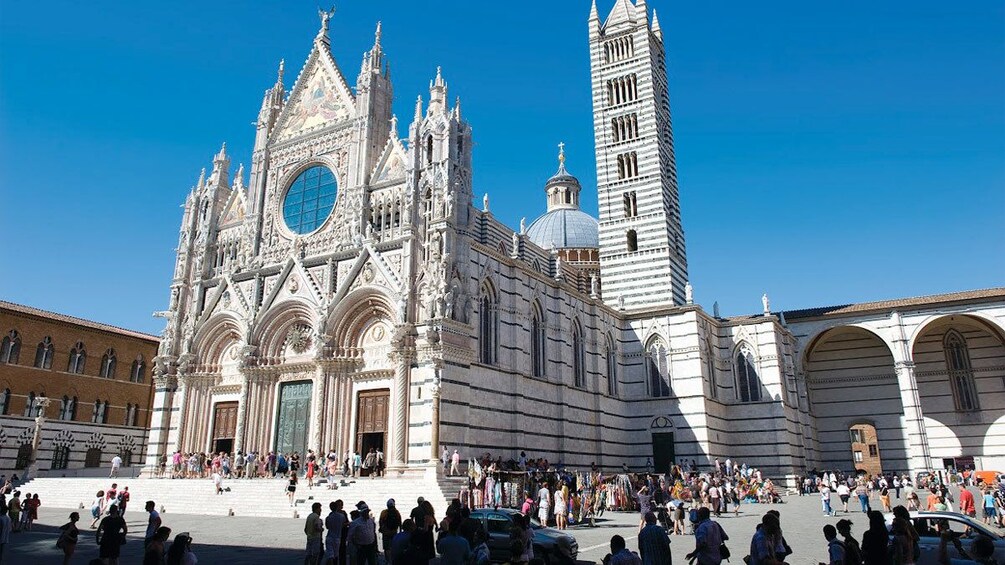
271, 44, 356, 144
328, 243, 404, 315
370, 136, 408, 184
256, 257, 325, 323
218, 189, 247, 228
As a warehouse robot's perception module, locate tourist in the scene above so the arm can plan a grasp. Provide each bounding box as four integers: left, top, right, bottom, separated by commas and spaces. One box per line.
855, 482, 869, 513
145, 500, 162, 547
117, 486, 130, 514
747, 513, 787, 565
879, 484, 891, 513
166, 532, 198, 565
389, 519, 414, 565
982, 488, 997, 526
687, 507, 724, 565
307, 457, 317, 488
959, 485, 977, 528
891, 506, 921, 564
353, 451, 362, 478
379, 499, 402, 556
110, 453, 122, 478
144, 526, 172, 565
0, 506, 11, 564
441, 447, 450, 474
89, 490, 105, 529
606, 535, 642, 565
23, 493, 39, 531
288, 471, 299, 506
861, 511, 891, 565
326, 500, 348, 565
889, 517, 916, 565
515, 514, 534, 563
836, 482, 851, 514
349, 502, 378, 565
7, 492, 19, 533
822, 524, 845, 565
892, 476, 902, 499
56, 512, 81, 564
537, 483, 551, 526
305, 502, 325, 565
636, 486, 653, 530
212, 469, 223, 495
709, 481, 721, 517
638, 512, 671, 565
96, 504, 128, 565
469, 528, 490, 565
554, 483, 568, 530
436, 521, 471, 565
450, 449, 461, 476
819, 483, 833, 516
834, 519, 862, 565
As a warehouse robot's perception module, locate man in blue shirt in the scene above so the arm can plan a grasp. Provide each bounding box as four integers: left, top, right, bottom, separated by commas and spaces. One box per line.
748, 513, 787, 565
435, 522, 470, 565
688, 507, 724, 565
638, 512, 671, 565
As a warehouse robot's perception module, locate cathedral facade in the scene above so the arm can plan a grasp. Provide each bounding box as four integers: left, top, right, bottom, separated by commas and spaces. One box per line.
148, 2, 1005, 481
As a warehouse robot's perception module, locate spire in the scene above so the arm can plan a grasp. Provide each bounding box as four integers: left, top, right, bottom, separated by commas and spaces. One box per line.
234, 163, 246, 190
375, 21, 382, 47
434, 66, 444, 88
209, 142, 231, 188
414, 95, 423, 121
589, 0, 599, 21
429, 67, 447, 113
453, 96, 462, 120
651, 9, 662, 39
196, 168, 206, 191
276, 59, 285, 88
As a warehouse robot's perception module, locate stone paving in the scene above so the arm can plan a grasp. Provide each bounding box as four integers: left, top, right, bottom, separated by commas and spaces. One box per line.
6, 489, 1002, 564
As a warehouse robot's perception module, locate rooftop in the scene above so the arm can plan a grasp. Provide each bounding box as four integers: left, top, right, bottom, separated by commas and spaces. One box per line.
0, 300, 161, 342
780, 287, 1005, 321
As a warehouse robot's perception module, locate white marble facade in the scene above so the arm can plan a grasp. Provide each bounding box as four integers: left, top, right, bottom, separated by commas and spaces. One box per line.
147, 2, 1005, 480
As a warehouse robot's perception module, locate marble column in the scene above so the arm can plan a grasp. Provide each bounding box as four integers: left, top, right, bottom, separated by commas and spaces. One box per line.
896, 361, 932, 476
310, 364, 327, 454
390, 348, 413, 468
233, 373, 251, 455
144, 372, 176, 471
429, 361, 442, 465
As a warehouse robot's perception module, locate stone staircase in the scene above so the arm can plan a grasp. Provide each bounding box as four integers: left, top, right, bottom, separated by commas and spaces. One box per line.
19, 471, 452, 519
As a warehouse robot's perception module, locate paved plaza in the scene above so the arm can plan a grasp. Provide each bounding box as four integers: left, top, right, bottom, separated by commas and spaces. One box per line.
6, 489, 976, 564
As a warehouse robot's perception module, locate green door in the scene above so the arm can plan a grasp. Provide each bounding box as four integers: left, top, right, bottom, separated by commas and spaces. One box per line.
275, 381, 312, 457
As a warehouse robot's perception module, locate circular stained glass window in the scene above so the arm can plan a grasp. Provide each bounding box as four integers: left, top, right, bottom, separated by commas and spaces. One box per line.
282, 165, 337, 234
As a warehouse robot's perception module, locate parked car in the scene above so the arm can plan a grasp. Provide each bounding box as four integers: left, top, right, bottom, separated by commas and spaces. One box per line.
469, 508, 578, 565
885, 511, 1004, 564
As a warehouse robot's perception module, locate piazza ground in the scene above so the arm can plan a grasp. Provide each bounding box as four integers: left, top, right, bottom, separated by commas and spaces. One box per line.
8, 490, 993, 564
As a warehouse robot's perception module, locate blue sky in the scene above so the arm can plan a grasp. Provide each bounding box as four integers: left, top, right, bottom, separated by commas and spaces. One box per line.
1, 0, 1002, 335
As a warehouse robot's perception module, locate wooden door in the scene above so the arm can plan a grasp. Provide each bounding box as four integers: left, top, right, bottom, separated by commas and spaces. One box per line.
212, 402, 238, 444
355, 389, 389, 450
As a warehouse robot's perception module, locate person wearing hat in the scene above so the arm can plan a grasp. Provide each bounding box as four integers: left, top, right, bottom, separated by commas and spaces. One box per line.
348, 501, 378, 565
379, 499, 402, 559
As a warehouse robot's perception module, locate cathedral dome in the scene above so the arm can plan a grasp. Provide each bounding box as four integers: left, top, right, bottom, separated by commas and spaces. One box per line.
526, 208, 599, 250
525, 143, 599, 250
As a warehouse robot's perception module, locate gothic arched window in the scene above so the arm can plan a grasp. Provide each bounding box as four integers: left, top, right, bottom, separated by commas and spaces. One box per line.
735, 345, 761, 402
51, 445, 70, 470
531, 303, 546, 378
100, 349, 117, 379
130, 356, 146, 383
626, 230, 638, 252
23, 391, 37, 417
59, 395, 77, 421
0, 388, 9, 415
67, 342, 86, 374
944, 330, 979, 411
705, 342, 718, 400
606, 336, 618, 397
646, 338, 671, 398
1, 330, 20, 364
572, 323, 586, 389
479, 284, 497, 365
34, 336, 54, 369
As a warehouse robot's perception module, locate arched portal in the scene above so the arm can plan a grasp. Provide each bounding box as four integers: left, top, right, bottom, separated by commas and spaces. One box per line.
805, 326, 907, 473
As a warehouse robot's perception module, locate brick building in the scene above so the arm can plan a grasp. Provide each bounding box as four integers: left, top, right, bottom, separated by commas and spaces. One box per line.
0, 301, 157, 475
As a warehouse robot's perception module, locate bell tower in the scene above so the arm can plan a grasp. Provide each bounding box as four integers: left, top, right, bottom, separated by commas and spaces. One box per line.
589, 0, 687, 309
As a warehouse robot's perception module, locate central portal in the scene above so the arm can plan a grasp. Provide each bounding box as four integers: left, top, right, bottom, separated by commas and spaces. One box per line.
356, 389, 389, 474
275, 381, 312, 457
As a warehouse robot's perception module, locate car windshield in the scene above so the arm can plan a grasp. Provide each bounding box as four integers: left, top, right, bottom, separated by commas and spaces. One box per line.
914, 516, 1003, 540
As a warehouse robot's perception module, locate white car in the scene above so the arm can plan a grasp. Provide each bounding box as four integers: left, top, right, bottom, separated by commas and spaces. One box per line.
885, 511, 1004, 564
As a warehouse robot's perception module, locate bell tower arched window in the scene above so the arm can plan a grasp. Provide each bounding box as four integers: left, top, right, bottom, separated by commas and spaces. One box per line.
735, 344, 761, 402
944, 330, 979, 411
646, 338, 671, 398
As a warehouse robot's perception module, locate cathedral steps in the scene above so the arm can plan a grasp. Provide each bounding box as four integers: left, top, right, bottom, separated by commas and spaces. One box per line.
18, 474, 451, 519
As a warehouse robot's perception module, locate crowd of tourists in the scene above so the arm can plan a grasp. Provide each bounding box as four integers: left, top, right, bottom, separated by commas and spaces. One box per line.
157, 447, 387, 485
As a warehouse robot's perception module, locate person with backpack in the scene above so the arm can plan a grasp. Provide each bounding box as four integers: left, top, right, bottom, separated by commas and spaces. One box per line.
687, 507, 728, 565
822, 524, 846, 565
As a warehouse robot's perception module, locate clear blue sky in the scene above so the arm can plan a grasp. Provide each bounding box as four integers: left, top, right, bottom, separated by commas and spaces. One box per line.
1, 1, 1003, 335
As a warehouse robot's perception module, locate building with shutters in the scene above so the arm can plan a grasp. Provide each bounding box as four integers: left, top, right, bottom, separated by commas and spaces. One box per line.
0, 301, 157, 475
146, 2, 1005, 482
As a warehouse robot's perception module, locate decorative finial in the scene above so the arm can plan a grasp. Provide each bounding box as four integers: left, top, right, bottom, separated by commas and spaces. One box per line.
277, 59, 285, 85
414, 95, 423, 120
197, 168, 206, 190
558, 141, 566, 164
375, 21, 382, 44
317, 5, 335, 38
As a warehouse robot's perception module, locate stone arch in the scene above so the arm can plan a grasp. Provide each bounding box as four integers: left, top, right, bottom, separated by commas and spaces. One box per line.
804, 325, 906, 473
326, 287, 396, 352
908, 312, 1005, 355
193, 314, 243, 369
254, 299, 318, 360
910, 313, 1005, 466
800, 322, 897, 369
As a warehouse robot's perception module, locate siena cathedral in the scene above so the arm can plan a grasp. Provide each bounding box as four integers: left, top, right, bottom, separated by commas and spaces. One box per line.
148, 1, 1005, 481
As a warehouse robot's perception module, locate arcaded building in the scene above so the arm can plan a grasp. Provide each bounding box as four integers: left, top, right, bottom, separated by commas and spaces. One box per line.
146, 1, 1005, 481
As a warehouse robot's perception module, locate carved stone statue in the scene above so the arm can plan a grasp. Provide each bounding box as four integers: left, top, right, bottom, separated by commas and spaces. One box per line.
590, 275, 599, 298
482, 193, 489, 212
444, 288, 454, 320
511, 231, 519, 256
519, 217, 526, 234
685, 281, 694, 305
762, 293, 770, 314
398, 294, 408, 323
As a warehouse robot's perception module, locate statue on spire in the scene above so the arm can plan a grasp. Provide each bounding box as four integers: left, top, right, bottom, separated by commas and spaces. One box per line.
318, 5, 335, 38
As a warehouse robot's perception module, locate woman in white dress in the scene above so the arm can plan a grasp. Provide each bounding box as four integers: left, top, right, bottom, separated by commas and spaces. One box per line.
553, 484, 568, 530
537, 485, 551, 526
